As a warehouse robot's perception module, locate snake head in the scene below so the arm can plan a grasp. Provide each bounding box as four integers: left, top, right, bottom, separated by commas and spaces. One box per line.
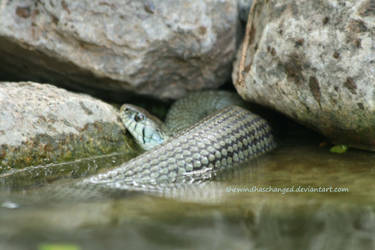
120, 104, 168, 151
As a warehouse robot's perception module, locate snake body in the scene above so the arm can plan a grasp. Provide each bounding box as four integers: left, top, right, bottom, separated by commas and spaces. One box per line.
78, 91, 276, 190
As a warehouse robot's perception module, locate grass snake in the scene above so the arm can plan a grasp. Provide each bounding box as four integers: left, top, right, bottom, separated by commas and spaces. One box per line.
77, 91, 276, 191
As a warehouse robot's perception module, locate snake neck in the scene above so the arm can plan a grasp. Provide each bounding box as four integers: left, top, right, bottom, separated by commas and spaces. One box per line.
120, 91, 247, 151
120, 104, 170, 150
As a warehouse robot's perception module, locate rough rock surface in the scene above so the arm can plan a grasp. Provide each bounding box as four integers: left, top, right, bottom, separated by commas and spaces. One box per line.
0, 81, 136, 173
233, 0, 375, 150
0, 0, 239, 100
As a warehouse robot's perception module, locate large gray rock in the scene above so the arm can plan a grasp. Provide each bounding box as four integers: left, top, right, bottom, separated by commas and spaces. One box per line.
0, 0, 239, 100
233, 0, 375, 151
0, 81, 136, 173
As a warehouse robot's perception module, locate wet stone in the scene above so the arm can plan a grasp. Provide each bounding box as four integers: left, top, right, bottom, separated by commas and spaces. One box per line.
0, 0, 239, 100
0, 81, 135, 173
233, 0, 375, 151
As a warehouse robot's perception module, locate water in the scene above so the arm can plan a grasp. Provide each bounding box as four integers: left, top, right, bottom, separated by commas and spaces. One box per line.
1, 128, 375, 250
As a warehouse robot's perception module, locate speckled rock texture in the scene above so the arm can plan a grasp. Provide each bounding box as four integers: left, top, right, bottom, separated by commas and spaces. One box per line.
0, 0, 239, 100
0, 81, 136, 173
233, 0, 375, 151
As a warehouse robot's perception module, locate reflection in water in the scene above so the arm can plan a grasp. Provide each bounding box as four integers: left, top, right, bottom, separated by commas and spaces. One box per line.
1, 129, 375, 249
242, 203, 375, 250
1, 200, 19, 209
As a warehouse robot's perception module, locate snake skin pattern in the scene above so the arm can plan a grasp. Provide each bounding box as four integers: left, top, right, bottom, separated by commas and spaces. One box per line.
80, 105, 276, 189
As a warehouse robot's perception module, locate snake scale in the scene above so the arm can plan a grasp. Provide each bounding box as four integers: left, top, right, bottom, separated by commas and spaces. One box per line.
75, 91, 276, 191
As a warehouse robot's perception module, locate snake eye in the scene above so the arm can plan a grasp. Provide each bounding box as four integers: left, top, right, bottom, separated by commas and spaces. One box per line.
134, 113, 144, 122
122, 107, 130, 113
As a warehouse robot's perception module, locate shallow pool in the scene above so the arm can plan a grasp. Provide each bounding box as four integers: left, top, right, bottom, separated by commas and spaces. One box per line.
1, 127, 374, 250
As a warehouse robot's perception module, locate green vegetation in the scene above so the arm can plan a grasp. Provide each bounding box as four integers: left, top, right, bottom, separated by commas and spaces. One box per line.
330, 144, 348, 154
38, 243, 81, 250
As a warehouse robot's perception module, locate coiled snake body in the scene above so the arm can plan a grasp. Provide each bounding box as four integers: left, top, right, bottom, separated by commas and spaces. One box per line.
78, 91, 276, 191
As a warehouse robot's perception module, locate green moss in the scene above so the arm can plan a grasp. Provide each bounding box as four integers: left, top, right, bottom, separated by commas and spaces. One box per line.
330, 144, 348, 154
0, 121, 139, 174
38, 243, 81, 250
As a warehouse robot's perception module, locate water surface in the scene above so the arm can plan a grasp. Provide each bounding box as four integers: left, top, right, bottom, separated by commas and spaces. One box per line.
1, 129, 375, 250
